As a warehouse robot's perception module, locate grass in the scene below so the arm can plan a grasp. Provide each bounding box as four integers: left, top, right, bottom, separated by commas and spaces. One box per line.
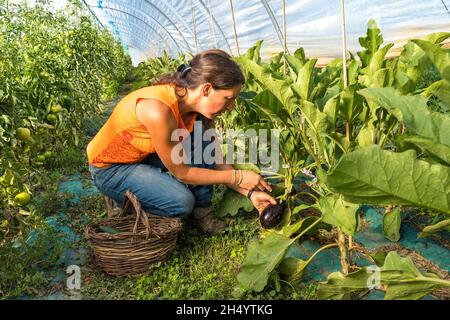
133, 219, 318, 300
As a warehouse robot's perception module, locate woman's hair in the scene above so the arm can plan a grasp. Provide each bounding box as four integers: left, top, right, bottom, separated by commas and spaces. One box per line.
152, 49, 245, 92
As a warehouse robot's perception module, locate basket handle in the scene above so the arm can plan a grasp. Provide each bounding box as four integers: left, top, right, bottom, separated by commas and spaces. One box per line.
120, 190, 152, 239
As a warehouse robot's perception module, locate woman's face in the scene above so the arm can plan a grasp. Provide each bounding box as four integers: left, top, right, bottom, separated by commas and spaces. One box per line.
198, 83, 242, 119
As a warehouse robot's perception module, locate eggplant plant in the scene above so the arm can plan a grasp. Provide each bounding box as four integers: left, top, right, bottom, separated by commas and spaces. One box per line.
216, 20, 450, 299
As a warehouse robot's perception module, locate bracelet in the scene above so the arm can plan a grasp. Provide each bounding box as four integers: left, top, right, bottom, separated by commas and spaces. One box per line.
231, 170, 236, 185
237, 170, 244, 185
247, 189, 255, 200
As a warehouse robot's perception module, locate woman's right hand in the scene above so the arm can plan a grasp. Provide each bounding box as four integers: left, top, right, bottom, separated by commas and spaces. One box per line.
249, 191, 277, 215
239, 170, 272, 192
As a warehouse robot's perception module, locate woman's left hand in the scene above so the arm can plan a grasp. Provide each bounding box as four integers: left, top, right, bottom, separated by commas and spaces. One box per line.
249, 191, 277, 215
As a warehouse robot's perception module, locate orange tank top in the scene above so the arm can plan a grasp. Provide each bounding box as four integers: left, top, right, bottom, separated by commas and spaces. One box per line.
87, 84, 197, 168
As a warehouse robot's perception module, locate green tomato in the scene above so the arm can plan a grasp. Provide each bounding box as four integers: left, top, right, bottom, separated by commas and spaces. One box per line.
46, 114, 57, 123
16, 128, 31, 141
36, 155, 46, 162
43, 151, 53, 158
51, 104, 62, 114
15, 192, 31, 206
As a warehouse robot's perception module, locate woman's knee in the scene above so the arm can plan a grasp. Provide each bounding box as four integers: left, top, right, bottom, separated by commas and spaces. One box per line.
138, 187, 195, 218
92, 163, 196, 218
166, 190, 195, 217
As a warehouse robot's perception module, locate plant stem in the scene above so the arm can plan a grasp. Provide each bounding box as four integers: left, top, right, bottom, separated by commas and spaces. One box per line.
306, 243, 339, 265
337, 229, 349, 275
348, 235, 353, 266
260, 171, 284, 178
294, 217, 323, 241
285, 168, 294, 212
296, 192, 319, 203
345, 121, 351, 142
300, 130, 321, 167
385, 277, 450, 287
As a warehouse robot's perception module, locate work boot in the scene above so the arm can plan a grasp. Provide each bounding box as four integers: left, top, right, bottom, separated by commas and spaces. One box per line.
188, 207, 227, 235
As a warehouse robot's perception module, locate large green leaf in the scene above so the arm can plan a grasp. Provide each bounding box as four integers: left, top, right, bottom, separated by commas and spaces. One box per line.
285, 54, 304, 80
292, 59, 317, 101
279, 217, 306, 238
278, 257, 308, 282
402, 134, 450, 165
279, 242, 336, 282
301, 100, 329, 135
215, 188, 253, 218
250, 89, 292, 126
278, 215, 330, 238
318, 251, 450, 300
232, 162, 261, 173
418, 219, 450, 238
394, 70, 416, 94
357, 19, 384, 68
411, 39, 450, 82
348, 59, 360, 85
327, 146, 450, 214
359, 87, 450, 147
383, 207, 401, 242
238, 217, 328, 292
381, 252, 449, 300
395, 38, 441, 91
244, 40, 263, 63
339, 85, 364, 125
237, 232, 294, 292
319, 194, 359, 236
326, 131, 351, 154
359, 44, 394, 87
357, 124, 375, 147
400, 41, 423, 68
294, 47, 307, 65
371, 67, 391, 87
236, 56, 297, 110
317, 269, 370, 300
423, 79, 450, 109
279, 130, 298, 162
423, 32, 450, 45
323, 94, 340, 128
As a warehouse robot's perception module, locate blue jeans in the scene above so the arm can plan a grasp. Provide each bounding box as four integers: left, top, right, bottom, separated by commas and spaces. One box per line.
89, 129, 214, 218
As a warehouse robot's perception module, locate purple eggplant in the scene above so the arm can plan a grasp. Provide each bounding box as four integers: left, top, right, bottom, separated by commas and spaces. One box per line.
260, 202, 286, 229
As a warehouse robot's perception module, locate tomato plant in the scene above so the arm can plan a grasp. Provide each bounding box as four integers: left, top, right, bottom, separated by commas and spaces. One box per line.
0, 0, 131, 236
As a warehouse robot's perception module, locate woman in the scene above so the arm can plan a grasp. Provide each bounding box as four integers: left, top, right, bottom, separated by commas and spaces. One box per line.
87, 49, 276, 235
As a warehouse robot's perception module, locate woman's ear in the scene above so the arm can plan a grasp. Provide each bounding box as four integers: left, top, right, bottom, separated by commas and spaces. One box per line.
202, 83, 213, 97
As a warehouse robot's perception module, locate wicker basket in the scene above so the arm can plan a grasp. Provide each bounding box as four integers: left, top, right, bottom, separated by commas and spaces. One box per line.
85, 190, 183, 277
104, 195, 122, 218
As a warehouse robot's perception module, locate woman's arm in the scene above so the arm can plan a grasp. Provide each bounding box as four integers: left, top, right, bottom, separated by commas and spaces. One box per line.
215, 163, 253, 196
214, 143, 277, 213
136, 99, 269, 190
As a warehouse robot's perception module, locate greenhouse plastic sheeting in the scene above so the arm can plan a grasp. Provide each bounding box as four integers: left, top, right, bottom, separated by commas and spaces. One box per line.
78, 0, 450, 65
